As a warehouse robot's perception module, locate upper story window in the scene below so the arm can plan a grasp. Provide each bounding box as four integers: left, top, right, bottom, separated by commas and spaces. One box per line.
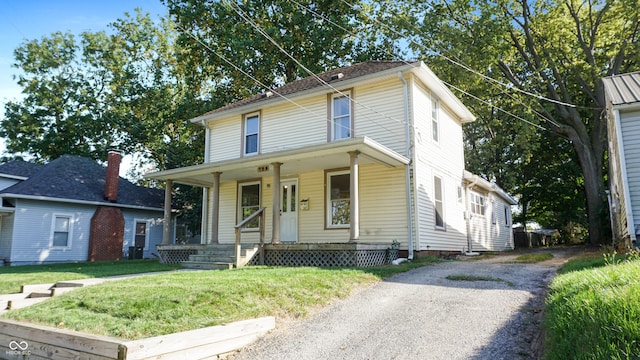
244, 113, 260, 156
51, 214, 72, 248
470, 192, 486, 216
331, 92, 352, 141
432, 98, 439, 142
326, 170, 350, 228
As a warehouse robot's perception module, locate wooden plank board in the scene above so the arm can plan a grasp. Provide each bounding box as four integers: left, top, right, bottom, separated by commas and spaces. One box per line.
0, 319, 123, 359
0, 333, 115, 360
123, 317, 275, 359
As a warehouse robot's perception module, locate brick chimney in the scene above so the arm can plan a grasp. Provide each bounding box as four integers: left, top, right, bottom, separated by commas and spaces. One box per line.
105, 150, 121, 202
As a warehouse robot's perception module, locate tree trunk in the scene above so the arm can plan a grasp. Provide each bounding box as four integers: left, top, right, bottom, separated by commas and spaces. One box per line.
568, 132, 606, 245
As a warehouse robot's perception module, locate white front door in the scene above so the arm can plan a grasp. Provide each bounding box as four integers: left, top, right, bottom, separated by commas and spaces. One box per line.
280, 179, 298, 242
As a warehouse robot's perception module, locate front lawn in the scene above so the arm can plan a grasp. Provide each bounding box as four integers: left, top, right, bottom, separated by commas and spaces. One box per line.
1, 256, 440, 340
544, 257, 640, 359
0, 260, 180, 294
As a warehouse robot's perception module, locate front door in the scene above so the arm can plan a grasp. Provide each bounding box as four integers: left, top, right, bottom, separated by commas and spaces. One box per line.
280, 179, 298, 242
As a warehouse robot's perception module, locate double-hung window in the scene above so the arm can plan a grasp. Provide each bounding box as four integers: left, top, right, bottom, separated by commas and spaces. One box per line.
244, 113, 260, 156
238, 181, 261, 230
331, 92, 352, 141
432, 98, 439, 142
326, 170, 350, 228
504, 205, 511, 227
51, 214, 72, 248
470, 192, 486, 216
434, 176, 445, 229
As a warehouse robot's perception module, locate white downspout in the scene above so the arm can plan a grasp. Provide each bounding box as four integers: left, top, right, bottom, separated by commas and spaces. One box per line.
398, 72, 414, 260
465, 175, 479, 255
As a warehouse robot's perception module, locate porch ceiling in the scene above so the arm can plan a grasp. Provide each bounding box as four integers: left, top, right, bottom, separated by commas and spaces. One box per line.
146, 137, 409, 187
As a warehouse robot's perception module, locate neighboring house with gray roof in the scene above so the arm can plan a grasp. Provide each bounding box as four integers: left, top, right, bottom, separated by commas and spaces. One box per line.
0, 152, 173, 266
148, 60, 516, 257
604, 71, 640, 249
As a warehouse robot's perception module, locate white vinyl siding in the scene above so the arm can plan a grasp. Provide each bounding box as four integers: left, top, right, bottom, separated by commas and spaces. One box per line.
470, 194, 514, 251
620, 111, 640, 237
412, 79, 467, 251
208, 117, 241, 162
9, 200, 93, 264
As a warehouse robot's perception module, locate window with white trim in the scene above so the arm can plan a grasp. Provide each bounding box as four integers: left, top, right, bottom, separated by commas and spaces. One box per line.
470, 192, 486, 216
238, 181, 261, 230
244, 113, 259, 155
51, 214, 72, 248
434, 176, 445, 229
326, 170, 350, 228
134, 220, 149, 250
504, 205, 511, 227
331, 92, 351, 141
431, 98, 439, 142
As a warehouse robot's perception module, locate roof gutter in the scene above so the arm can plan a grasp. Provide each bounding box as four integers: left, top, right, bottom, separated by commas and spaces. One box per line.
0, 194, 167, 212
398, 71, 414, 260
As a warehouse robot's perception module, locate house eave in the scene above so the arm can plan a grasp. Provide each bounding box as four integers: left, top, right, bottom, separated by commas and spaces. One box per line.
463, 170, 517, 205
0, 194, 166, 212
146, 136, 409, 186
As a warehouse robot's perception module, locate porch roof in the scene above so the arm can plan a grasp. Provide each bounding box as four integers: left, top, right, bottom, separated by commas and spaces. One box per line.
146, 137, 409, 187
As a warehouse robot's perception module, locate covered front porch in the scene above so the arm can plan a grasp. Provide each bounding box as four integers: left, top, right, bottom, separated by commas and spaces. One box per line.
148, 137, 409, 267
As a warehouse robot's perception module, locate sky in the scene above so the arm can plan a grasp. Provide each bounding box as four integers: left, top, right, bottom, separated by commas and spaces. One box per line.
0, 0, 169, 175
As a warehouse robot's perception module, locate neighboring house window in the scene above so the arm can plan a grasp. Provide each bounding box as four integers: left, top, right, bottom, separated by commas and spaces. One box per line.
432, 98, 439, 142
326, 170, 350, 228
470, 192, 486, 216
244, 113, 260, 155
331, 92, 352, 141
51, 214, 72, 248
239, 181, 261, 230
504, 205, 511, 227
134, 220, 149, 250
434, 176, 445, 229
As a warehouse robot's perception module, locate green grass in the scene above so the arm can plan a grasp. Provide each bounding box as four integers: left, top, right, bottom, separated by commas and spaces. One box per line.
0, 260, 180, 294
510, 252, 554, 263
1, 256, 440, 340
446, 274, 514, 287
544, 259, 640, 359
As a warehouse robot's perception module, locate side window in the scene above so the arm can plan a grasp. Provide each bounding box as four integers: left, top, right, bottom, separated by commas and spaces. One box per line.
244, 113, 260, 155
504, 205, 511, 227
434, 176, 445, 229
331, 92, 352, 141
432, 98, 439, 142
51, 214, 72, 248
134, 220, 149, 249
238, 181, 261, 230
326, 170, 350, 228
470, 192, 486, 216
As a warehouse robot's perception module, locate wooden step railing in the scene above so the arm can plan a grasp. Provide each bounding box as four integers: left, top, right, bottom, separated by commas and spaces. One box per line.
234, 207, 266, 267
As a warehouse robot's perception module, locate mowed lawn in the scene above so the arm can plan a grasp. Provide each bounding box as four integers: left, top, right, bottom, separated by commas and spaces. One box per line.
0, 257, 439, 340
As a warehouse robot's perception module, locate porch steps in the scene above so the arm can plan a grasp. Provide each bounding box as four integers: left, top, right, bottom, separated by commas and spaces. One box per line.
181, 244, 260, 270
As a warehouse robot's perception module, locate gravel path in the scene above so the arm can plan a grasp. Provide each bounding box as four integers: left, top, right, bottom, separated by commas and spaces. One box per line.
227, 248, 584, 360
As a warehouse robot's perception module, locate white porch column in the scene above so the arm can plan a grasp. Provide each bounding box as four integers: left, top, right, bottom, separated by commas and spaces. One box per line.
162, 179, 173, 245
210, 172, 221, 244
272, 162, 282, 244
348, 151, 360, 241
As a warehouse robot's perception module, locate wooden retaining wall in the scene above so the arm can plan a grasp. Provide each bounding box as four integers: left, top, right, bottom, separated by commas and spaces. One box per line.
0, 316, 275, 359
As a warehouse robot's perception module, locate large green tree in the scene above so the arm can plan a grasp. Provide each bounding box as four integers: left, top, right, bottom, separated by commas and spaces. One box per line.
385, 0, 640, 244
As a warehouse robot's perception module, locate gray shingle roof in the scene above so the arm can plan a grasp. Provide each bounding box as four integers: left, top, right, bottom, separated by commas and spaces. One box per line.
603, 72, 640, 106
0, 155, 165, 209
0, 160, 43, 178
199, 60, 418, 117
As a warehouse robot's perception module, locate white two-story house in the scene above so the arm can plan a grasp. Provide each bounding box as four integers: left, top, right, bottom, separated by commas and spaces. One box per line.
148, 61, 515, 262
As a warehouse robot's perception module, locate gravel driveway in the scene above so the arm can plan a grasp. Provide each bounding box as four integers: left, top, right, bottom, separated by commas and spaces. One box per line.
227, 248, 584, 360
